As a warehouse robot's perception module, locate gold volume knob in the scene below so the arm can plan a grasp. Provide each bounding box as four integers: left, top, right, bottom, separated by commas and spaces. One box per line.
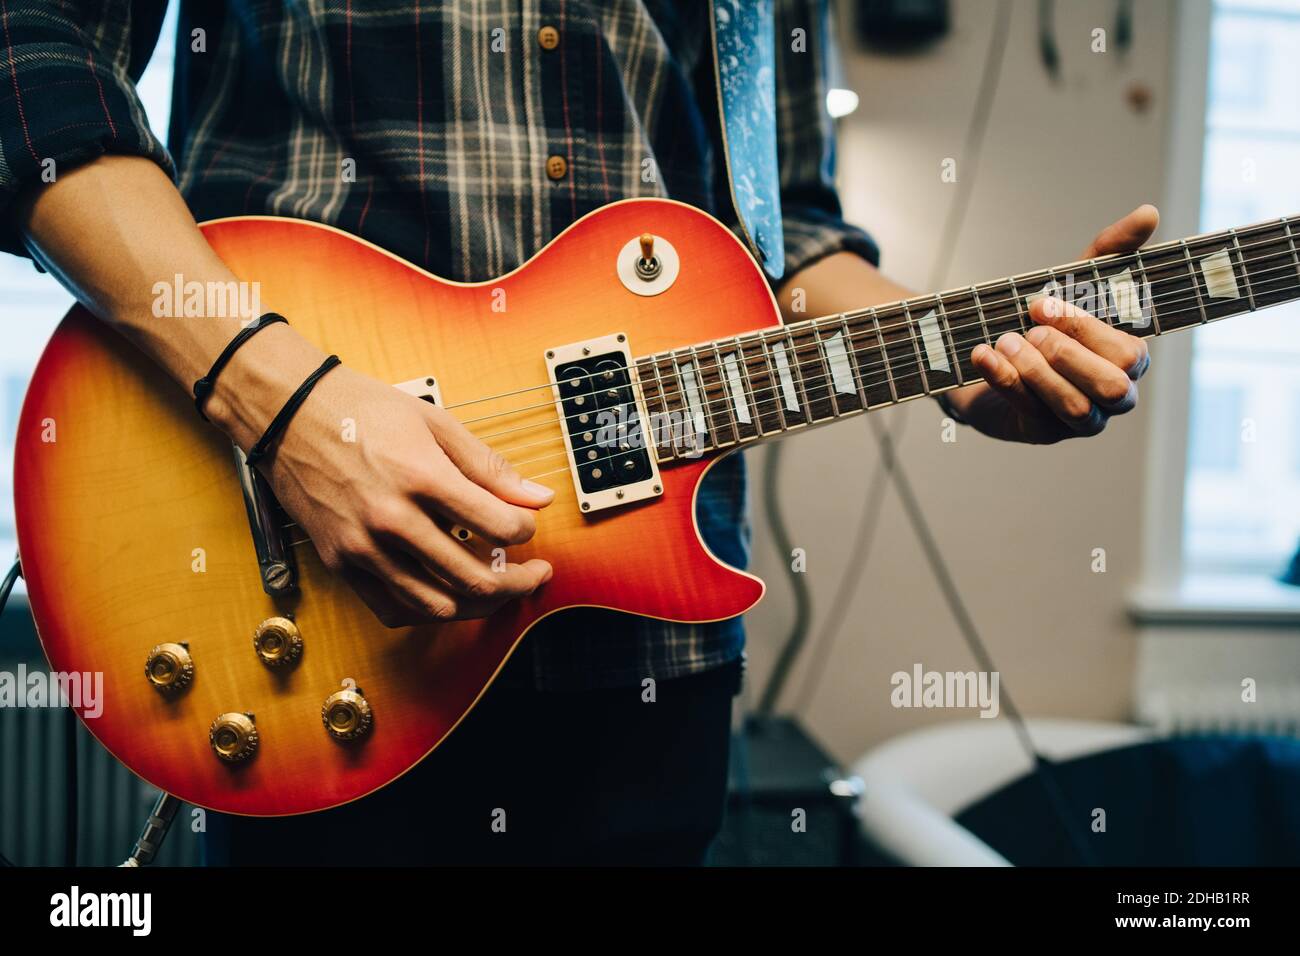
209, 713, 259, 763
145, 643, 194, 692
253, 616, 302, 667
322, 689, 372, 741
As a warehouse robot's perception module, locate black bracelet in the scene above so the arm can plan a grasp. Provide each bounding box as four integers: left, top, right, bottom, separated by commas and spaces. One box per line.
192, 312, 289, 421
244, 355, 342, 468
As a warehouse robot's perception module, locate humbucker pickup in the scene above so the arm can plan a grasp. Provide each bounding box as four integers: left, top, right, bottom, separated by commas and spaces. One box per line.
545, 333, 663, 514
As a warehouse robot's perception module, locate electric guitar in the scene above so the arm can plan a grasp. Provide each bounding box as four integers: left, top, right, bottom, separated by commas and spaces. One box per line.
15, 198, 1300, 815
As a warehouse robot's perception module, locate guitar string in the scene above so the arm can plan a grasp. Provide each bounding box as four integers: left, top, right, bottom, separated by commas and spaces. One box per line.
280, 266, 1298, 542
475, 253, 1300, 466
455, 248, 1300, 437
441, 229, 1300, 417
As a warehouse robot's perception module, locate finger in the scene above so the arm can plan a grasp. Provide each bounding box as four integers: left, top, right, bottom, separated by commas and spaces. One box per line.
1028, 296, 1150, 380
1023, 325, 1138, 414
1083, 203, 1160, 258
339, 564, 470, 628
350, 546, 507, 623
970, 344, 1039, 415
423, 403, 555, 509
995, 333, 1106, 435
378, 505, 553, 600
415, 459, 540, 546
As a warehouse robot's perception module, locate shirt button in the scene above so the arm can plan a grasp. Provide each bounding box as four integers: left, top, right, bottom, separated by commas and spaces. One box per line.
546, 154, 568, 180
537, 25, 559, 50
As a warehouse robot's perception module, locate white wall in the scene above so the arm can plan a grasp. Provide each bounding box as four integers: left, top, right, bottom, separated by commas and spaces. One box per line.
742, 0, 1179, 765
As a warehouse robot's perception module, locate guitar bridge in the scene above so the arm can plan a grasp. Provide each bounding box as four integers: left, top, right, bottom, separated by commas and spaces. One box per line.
545, 334, 663, 514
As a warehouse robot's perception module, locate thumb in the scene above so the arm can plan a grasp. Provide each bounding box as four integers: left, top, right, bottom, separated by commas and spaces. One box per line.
1083, 203, 1160, 258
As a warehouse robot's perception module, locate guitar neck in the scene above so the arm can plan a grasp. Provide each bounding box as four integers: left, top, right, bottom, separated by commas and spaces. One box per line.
635, 214, 1300, 462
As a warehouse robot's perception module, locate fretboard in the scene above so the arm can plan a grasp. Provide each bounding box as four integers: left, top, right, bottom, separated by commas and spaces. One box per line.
635, 214, 1300, 463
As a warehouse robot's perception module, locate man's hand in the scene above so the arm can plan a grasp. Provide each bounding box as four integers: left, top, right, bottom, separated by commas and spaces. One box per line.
231, 363, 556, 628
18, 155, 553, 629
947, 204, 1158, 443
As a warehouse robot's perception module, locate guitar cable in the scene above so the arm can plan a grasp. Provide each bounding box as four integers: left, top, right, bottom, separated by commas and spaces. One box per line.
758, 0, 1095, 864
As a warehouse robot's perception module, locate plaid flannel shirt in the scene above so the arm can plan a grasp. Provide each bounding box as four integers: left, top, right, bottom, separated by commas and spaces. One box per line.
0, 0, 877, 690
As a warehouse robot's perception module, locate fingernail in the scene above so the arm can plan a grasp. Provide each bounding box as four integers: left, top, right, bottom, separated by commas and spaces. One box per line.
972, 344, 990, 363
1025, 326, 1049, 346
996, 333, 1023, 356
521, 480, 554, 500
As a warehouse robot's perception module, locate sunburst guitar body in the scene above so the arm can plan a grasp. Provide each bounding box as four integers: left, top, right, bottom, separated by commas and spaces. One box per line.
15, 198, 771, 816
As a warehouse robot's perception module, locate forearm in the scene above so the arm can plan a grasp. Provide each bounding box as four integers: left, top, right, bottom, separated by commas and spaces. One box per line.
14, 154, 326, 447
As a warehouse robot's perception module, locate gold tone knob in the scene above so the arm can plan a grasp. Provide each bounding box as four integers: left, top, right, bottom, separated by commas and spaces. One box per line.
639, 232, 655, 261
145, 642, 194, 692
209, 713, 259, 763
322, 689, 372, 741
253, 616, 302, 667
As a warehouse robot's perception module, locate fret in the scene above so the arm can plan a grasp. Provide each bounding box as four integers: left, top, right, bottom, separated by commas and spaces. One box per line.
1179, 240, 1208, 326
838, 313, 872, 410
816, 315, 866, 415
1285, 216, 1300, 282
977, 280, 1023, 349
1015, 270, 1055, 335
700, 344, 739, 446
940, 290, 984, 385
789, 320, 838, 421
671, 350, 711, 455
1132, 250, 1161, 334
1094, 254, 1152, 335
1136, 243, 1195, 335
766, 329, 812, 426
874, 304, 925, 401
718, 338, 762, 442
1087, 259, 1116, 326
910, 294, 961, 391
1228, 229, 1257, 312
871, 311, 899, 405
1232, 220, 1297, 310
849, 310, 894, 408
1186, 234, 1250, 322
899, 301, 932, 395
647, 353, 684, 458
743, 333, 788, 433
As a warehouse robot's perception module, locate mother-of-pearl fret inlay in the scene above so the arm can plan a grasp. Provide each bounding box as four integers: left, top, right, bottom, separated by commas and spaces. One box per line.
721, 353, 752, 424
1200, 248, 1240, 299
821, 329, 858, 395
676, 360, 708, 438
915, 309, 951, 372
1107, 267, 1148, 326
769, 341, 802, 412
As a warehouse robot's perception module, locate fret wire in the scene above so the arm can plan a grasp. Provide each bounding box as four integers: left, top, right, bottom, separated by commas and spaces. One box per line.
837, 312, 872, 409
1006, 276, 1027, 334
690, 344, 726, 448
816, 316, 845, 418
931, 293, 965, 386
899, 300, 931, 395
632, 359, 665, 465
774, 327, 812, 424
673, 349, 707, 455
970, 285, 993, 347
1131, 249, 1161, 335
1228, 228, 1258, 312
1284, 216, 1300, 284
1087, 259, 1115, 326
1179, 238, 1208, 325
871, 310, 898, 404
752, 332, 789, 432
730, 335, 765, 437
709, 341, 740, 446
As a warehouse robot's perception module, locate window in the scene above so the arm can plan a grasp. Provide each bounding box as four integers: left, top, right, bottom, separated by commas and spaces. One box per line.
1182, 0, 1300, 583
0, 4, 176, 572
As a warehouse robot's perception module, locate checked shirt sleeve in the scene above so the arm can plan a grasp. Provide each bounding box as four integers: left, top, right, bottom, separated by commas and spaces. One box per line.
0, 0, 174, 257
773, 0, 879, 279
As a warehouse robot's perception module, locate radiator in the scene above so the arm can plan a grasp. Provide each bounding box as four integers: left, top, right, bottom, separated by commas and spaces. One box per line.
0, 702, 202, 867
1137, 683, 1300, 737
